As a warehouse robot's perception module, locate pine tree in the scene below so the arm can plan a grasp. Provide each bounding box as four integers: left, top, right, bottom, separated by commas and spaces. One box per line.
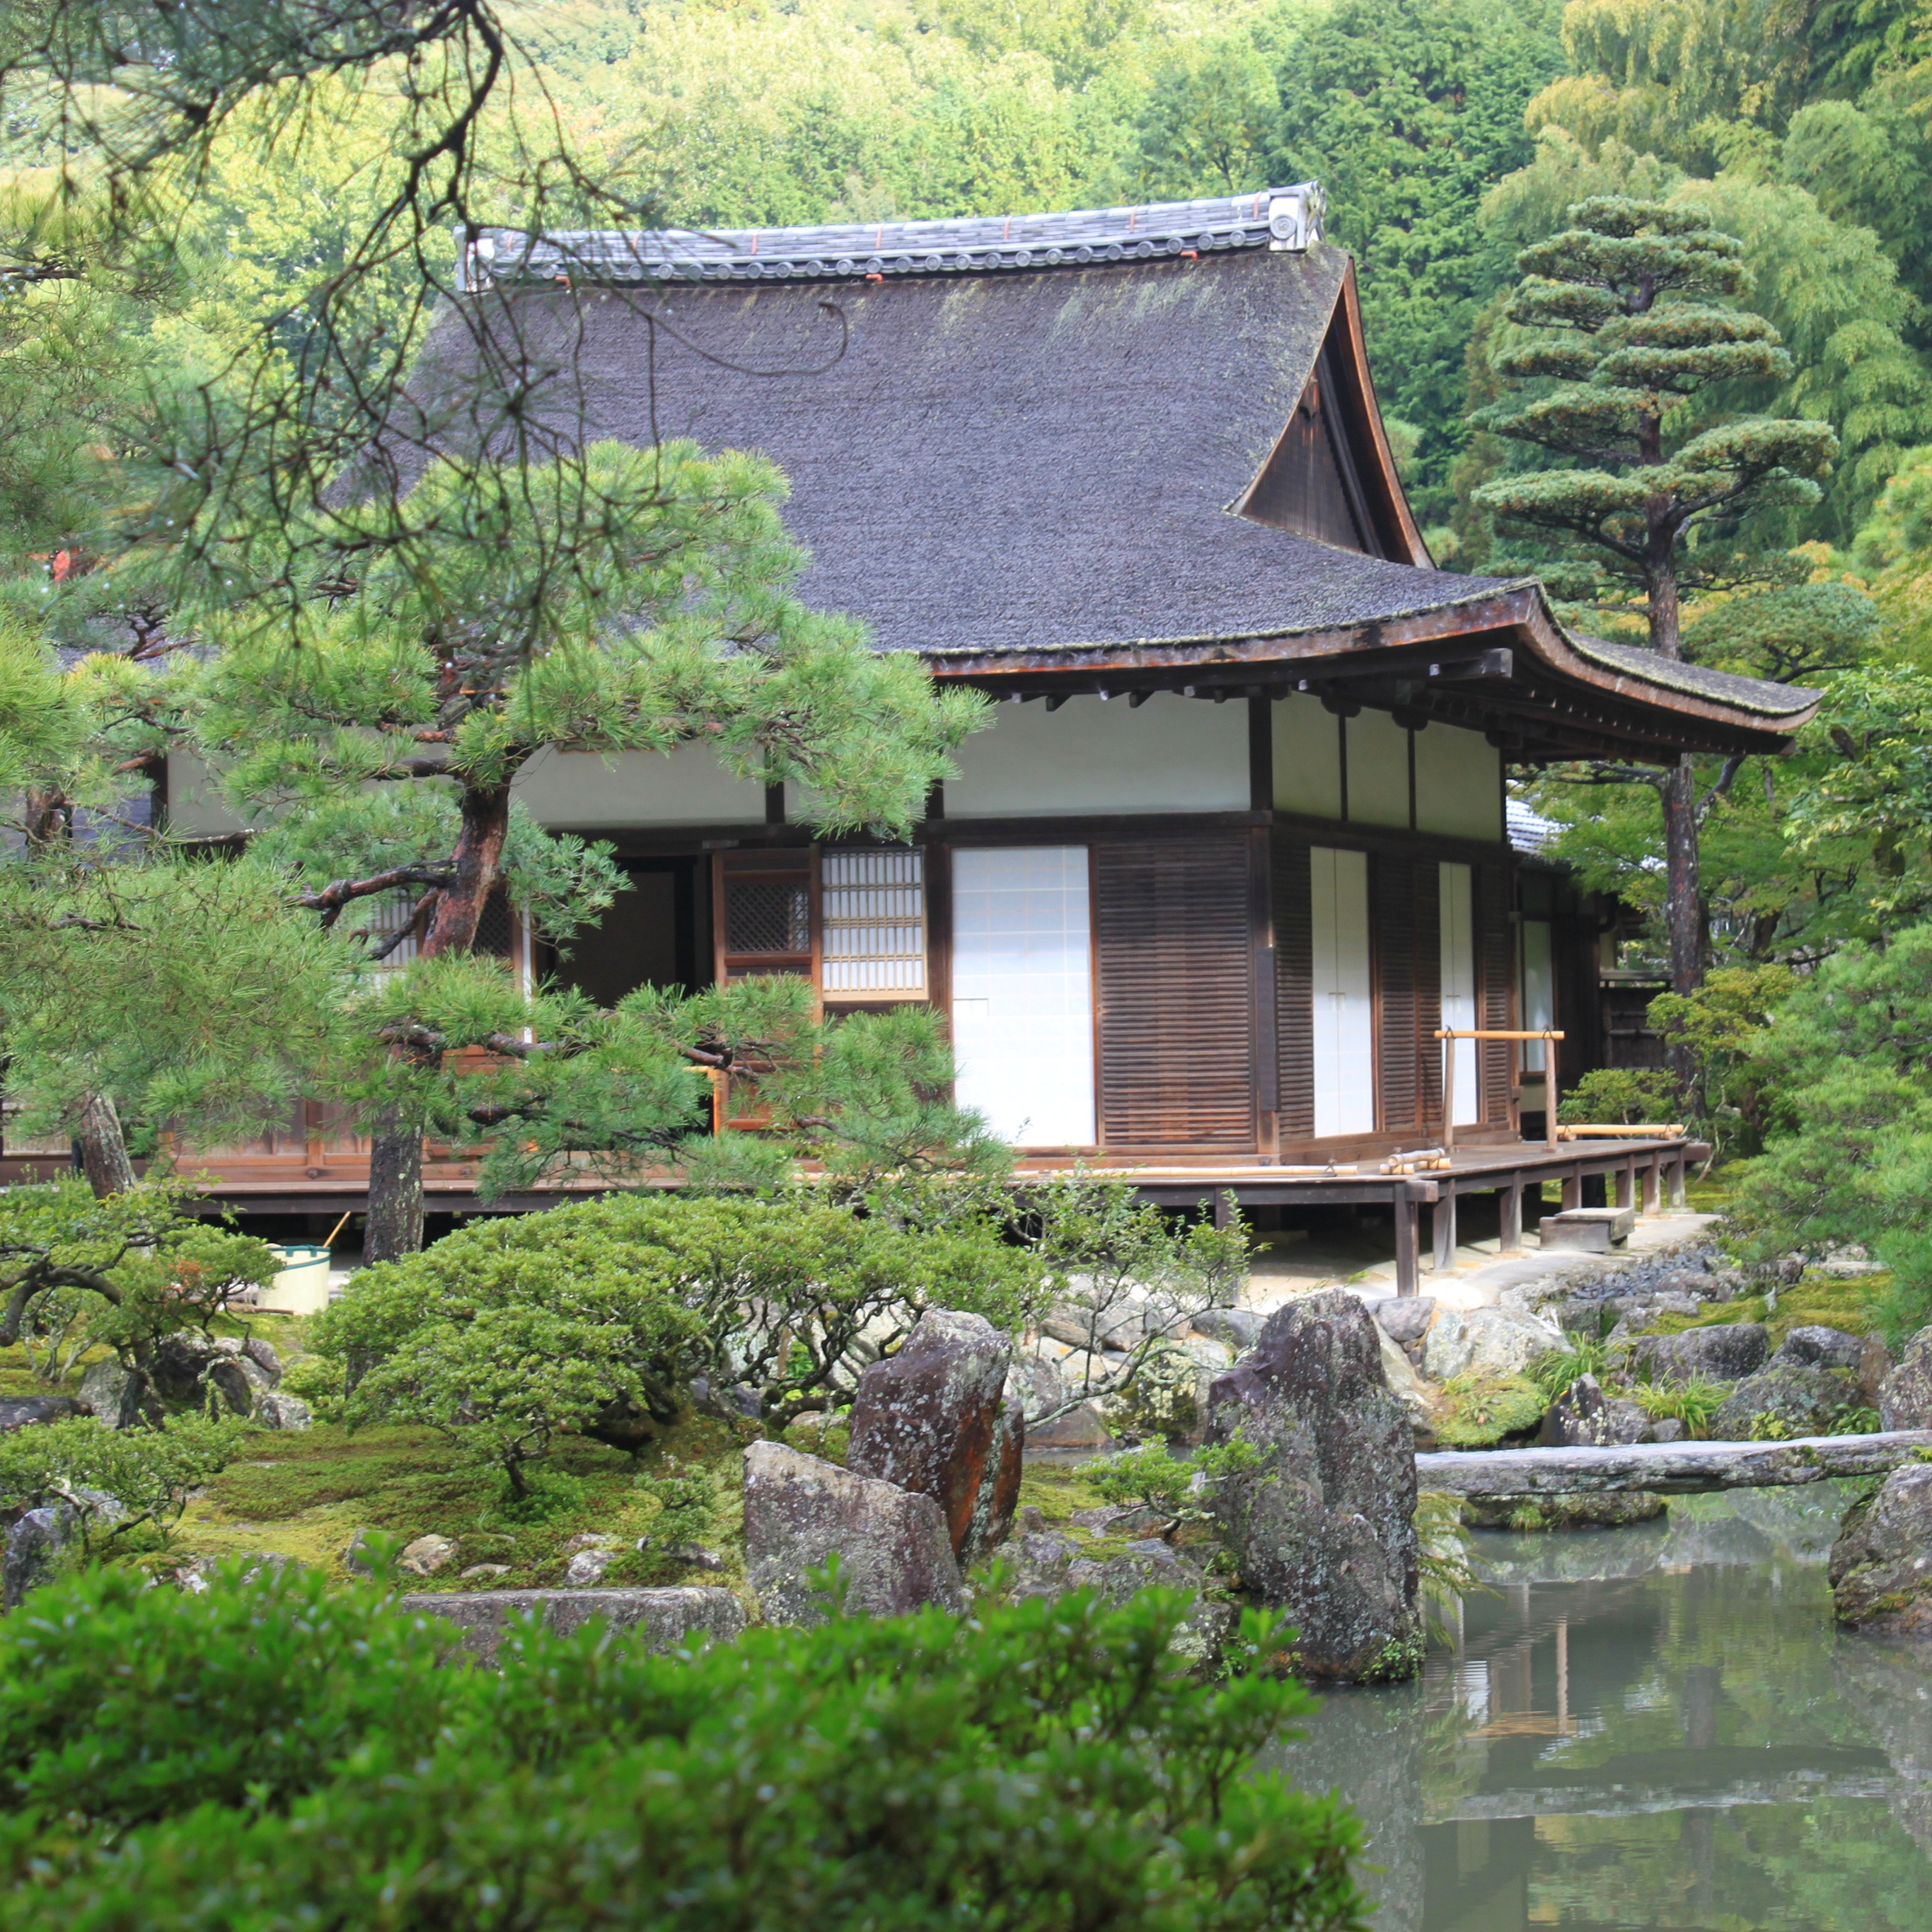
174, 441, 983, 1257
1475, 195, 1836, 993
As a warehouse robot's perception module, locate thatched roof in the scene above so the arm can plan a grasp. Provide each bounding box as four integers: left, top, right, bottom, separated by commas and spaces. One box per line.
463, 187, 1820, 757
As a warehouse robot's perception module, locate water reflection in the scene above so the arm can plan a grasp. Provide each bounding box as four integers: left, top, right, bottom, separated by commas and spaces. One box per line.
1276, 1484, 1932, 1931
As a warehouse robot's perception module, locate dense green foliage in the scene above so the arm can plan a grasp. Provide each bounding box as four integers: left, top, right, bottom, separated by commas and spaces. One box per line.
0, 1413, 246, 1544
0, 1565, 1370, 1932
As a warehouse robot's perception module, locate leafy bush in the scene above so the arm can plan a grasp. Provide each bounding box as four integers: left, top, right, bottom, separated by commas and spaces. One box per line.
1075, 1434, 1268, 1531
0, 1413, 246, 1544
1433, 1375, 1546, 1447
0, 1179, 277, 1370
0, 1568, 1370, 1932
1556, 1068, 1682, 1127
313, 1191, 1051, 1464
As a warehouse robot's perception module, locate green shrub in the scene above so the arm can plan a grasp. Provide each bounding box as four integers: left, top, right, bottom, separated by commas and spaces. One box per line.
0, 1413, 245, 1544
1075, 1434, 1268, 1531
314, 1189, 1053, 1454
1526, 1338, 1609, 1401
0, 1568, 1370, 1932
1557, 1068, 1682, 1127
1629, 1375, 1730, 1438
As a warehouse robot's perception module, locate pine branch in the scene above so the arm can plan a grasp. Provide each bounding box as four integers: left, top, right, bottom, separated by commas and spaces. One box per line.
299, 867, 456, 925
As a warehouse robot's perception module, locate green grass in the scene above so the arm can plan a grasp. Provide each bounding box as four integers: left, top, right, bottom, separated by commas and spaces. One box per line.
1637, 1271, 1888, 1347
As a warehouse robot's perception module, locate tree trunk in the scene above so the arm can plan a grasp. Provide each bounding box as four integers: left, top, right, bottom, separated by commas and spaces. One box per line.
364, 1109, 424, 1264
360, 783, 511, 1261
422, 783, 511, 957
71, 1089, 137, 1198
1661, 758, 1703, 997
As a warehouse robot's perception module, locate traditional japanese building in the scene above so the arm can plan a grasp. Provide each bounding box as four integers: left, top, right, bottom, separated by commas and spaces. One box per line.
149, 185, 1818, 1278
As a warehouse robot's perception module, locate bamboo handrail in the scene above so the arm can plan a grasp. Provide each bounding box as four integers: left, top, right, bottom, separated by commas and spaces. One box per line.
1433, 1028, 1566, 1151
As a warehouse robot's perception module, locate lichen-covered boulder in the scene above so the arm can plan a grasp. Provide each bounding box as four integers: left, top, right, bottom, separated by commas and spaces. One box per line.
1710, 1362, 1858, 1439
75, 1358, 162, 1430
744, 1440, 966, 1625
1204, 1288, 1421, 1682
848, 1309, 1020, 1566
1537, 1374, 1651, 1447
1880, 1326, 1932, 1431
1373, 1298, 1437, 1348
1421, 1306, 1562, 1383
1626, 1322, 1770, 1385
148, 1333, 222, 1405
1829, 1464, 1932, 1635
251, 1392, 312, 1431
402, 1586, 746, 1663
2, 1506, 70, 1609
1774, 1326, 1866, 1372
1065, 1539, 1237, 1672
1193, 1306, 1263, 1353
0, 1396, 82, 1433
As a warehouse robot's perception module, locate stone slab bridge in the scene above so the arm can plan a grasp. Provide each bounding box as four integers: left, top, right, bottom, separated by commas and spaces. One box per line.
1417, 1432, 1932, 1496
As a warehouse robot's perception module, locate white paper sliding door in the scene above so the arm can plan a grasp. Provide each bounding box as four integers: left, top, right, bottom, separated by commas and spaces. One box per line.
1310, 846, 1374, 1138
950, 846, 1095, 1147
1439, 860, 1478, 1125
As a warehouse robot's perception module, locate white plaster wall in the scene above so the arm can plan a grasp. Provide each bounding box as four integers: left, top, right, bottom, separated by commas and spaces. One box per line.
1415, 723, 1503, 842
946, 693, 1246, 818
164, 749, 249, 836
510, 743, 768, 828
1273, 692, 1343, 820
1346, 709, 1411, 828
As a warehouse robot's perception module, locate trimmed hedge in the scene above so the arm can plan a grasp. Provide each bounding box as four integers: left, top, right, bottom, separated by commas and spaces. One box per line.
0, 1566, 1368, 1932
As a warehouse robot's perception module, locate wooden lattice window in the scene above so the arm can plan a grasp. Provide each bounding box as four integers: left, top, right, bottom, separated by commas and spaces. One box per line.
717, 850, 814, 982
820, 848, 926, 1002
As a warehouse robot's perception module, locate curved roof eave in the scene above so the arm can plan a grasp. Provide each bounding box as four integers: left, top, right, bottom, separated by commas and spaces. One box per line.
916, 578, 1822, 739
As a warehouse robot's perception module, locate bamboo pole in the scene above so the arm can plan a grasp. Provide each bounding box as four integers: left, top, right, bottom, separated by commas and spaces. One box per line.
1433, 1029, 1566, 1152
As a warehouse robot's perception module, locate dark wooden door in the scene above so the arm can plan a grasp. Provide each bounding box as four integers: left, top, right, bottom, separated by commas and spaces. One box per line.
1094, 837, 1257, 1150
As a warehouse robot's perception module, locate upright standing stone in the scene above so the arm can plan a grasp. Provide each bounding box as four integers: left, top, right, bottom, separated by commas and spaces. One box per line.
1204, 1288, 1421, 1682
1880, 1326, 1932, 1431
75, 1358, 162, 1430
1829, 1463, 1932, 1635
743, 1440, 966, 1626
846, 1309, 1022, 1566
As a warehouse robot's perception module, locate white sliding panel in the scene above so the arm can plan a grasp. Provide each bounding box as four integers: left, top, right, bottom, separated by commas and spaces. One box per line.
1310, 847, 1375, 1138
1439, 860, 1478, 1126
950, 846, 1095, 1147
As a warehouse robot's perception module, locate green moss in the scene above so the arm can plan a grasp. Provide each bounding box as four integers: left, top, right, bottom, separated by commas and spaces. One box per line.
1434, 1374, 1546, 1448
1637, 1273, 1887, 1348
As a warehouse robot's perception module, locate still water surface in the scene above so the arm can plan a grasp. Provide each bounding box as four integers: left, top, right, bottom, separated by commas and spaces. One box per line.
1278, 1486, 1932, 1931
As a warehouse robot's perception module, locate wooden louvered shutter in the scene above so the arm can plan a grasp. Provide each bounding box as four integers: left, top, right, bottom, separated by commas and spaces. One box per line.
1273, 838, 1314, 1141
1095, 838, 1256, 1150
1476, 860, 1516, 1123
1374, 854, 1441, 1135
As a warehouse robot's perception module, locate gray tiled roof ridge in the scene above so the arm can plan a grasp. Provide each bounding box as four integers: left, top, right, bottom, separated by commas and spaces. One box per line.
1567, 632, 1820, 718
463, 183, 1326, 287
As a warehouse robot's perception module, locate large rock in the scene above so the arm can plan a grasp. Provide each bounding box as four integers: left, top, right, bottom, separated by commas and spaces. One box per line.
1372, 1298, 1436, 1348
2, 1506, 71, 1609
1193, 1306, 1263, 1353
847, 1309, 1020, 1566
402, 1587, 746, 1662
0, 1396, 82, 1433
1880, 1326, 1932, 1431
1063, 1538, 1237, 1673
74, 1358, 162, 1430
1829, 1464, 1932, 1635
1537, 1374, 1651, 1447
1203, 1288, 1421, 1682
1711, 1362, 1858, 1440
202, 1357, 256, 1418
1626, 1322, 1770, 1385
148, 1333, 221, 1405
252, 1392, 312, 1431
1773, 1326, 1866, 1373
743, 1440, 966, 1625
1421, 1306, 1562, 1383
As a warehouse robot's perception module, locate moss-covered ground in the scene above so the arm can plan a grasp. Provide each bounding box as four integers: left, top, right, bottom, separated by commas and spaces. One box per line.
3, 1314, 1139, 1594
1642, 1271, 1890, 1346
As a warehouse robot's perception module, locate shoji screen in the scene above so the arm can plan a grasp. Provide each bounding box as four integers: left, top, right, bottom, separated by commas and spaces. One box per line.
1438, 860, 1479, 1127
949, 846, 1094, 1147
1310, 847, 1375, 1139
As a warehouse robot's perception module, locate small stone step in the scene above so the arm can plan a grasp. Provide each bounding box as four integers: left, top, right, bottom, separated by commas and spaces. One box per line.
1540, 1206, 1636, 1252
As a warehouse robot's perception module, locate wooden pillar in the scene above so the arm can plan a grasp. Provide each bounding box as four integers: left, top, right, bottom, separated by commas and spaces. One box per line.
1395, 1187, 1421, 1297
1561, 1167, 1582, 1212
1432, 1184, 1458, 1273
1499, 1181, 1524, 1252
1642, 1157, 1662, 1215
1614, 1160, 1634, 1210
1213, 1191, 1233, 1231
1670, 1152, 1688, 1209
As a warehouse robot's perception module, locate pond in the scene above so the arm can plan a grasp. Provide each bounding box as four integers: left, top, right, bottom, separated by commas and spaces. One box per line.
1276, 1486, 1932, 1931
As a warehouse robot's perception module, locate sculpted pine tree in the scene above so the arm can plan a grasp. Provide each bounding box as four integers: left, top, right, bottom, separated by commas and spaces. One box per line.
187, 443, 981, 1259
1476, 197, 1836, 993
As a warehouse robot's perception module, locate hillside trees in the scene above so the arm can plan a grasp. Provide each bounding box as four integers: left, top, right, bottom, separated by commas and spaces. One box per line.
1475, 197, 1836, 994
